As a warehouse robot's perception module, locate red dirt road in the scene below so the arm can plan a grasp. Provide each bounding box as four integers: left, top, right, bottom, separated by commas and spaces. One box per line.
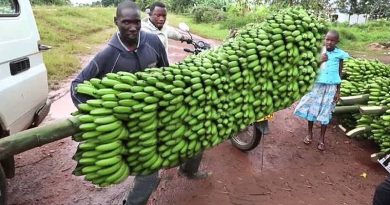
6, 33, 388, 205
151, 107, 388, 205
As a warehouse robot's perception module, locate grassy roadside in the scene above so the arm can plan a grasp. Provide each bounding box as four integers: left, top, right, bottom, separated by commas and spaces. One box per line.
33, 6, 116, 89
168, 14, 229, 41
169, 13, 390, 59
34, 6, 389, 91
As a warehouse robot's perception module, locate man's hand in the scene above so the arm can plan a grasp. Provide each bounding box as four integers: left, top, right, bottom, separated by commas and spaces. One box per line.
321, 53, 328, 63
180, 36, 192, 44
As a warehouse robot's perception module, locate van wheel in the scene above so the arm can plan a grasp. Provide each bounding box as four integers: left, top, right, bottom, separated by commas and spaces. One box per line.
0, 165, 7, 205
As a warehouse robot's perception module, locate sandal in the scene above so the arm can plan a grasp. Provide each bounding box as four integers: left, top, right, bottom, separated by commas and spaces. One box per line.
317, 142, 325, 151
303, 136, 312, 145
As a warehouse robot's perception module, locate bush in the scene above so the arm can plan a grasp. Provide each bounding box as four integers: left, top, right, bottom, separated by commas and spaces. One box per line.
192, 5, 225, 23
31, 0, 70, 5
220, 6, 269, 29
338, 28, 357, 41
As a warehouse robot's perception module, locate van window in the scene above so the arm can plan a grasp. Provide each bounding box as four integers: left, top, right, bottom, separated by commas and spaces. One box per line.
0, 0, 19, 16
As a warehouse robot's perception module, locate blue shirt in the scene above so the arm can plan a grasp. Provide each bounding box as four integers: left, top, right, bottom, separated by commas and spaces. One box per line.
316, 48, 349, 84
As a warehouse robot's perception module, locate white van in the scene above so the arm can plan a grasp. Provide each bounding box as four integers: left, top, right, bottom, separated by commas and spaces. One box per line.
0, 0, 51, 204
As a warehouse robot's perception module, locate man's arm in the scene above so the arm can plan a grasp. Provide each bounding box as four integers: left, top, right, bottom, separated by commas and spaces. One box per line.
157, 44, 169, 67
166, 25, 184, 41
152, 34, 169, 67
70, 60, 100, 107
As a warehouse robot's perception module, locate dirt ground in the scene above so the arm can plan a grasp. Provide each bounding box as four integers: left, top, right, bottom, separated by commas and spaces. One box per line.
6, 33, 389, 205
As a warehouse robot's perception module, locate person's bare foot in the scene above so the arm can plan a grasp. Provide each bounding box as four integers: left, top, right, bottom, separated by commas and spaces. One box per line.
303, 135, 312, 145
317, 142, 325, 151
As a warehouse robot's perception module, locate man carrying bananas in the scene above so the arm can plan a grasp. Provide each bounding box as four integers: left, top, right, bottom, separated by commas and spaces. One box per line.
70, 1, 209, 205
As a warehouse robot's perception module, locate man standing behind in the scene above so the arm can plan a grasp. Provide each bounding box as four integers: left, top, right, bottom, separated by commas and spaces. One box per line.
141, 2, 189, 54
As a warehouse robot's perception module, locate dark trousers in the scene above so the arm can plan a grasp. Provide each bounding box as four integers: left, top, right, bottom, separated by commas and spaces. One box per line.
373, 176, 390, 205
125, 152, 203, 205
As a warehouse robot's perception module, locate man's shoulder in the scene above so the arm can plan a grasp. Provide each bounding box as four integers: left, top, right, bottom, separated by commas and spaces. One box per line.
93, 44, 119, 64
141, 31, 162, 45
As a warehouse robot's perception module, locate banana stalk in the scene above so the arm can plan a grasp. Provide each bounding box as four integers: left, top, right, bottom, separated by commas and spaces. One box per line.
0, 117, 80, 160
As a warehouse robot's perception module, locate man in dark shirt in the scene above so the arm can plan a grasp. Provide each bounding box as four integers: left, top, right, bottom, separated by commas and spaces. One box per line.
373, 176, 390, 205
70, 2, 208, 205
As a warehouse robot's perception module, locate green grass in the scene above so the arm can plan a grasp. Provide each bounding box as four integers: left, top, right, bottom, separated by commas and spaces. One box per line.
331, 20, 390, 52
168, 13, 229, 41
34, 6, 389, 90
33, 6, 116, 89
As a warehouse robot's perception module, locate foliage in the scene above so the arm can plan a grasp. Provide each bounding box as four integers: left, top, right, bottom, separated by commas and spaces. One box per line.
165, 0, 195, 13
336, 0, 390, 18
33, 6, 116, 89
192, 5, 225, 23
193, 0, 232, 9
30, 0, 70, 5
219, 5, 270, 29
330, 20, 390, 51
101, 0, 121, 7
167, 13, 229, 40
265, 0, 334, 16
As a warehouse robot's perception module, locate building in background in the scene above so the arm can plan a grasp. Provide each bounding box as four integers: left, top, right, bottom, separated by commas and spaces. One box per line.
330, 10, 369, 24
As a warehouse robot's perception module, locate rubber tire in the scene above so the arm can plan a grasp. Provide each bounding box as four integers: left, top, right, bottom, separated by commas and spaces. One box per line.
230, 123, 263, 152
0, 165, 7, 205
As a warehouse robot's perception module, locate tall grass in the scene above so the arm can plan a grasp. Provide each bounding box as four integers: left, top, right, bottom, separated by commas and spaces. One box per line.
331, 20, 390, 51
33, 6, 116, 89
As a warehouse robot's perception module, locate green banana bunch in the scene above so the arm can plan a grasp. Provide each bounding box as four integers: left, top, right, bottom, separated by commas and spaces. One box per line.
336, 58, 390, 154
71, 8, 327, 187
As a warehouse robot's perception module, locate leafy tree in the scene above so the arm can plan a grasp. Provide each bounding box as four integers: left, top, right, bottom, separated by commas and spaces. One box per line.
165, 0, 195, 13
101, 0, 122, 7
336, 0, 390, 19
263, 0, 334, 16
359, 0, 390, 19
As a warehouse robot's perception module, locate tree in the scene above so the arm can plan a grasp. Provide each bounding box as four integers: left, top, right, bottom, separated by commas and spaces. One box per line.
336, 0, 390, 19
165, 0, 196, 13
263, 0, 334, 17
101, 0, 122, 7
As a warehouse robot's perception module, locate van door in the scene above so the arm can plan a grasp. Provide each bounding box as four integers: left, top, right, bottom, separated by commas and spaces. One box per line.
0, 0, 49, 134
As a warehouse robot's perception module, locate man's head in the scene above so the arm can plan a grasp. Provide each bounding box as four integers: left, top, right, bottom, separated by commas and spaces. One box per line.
114, 1, 141, 42
149, 2, 167, 30
325, 30, 340, 51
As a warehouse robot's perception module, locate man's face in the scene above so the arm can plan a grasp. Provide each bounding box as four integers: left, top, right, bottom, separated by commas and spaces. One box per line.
150, 6, 167, 30
115, 8, 141, 41
324, 33, 339, 51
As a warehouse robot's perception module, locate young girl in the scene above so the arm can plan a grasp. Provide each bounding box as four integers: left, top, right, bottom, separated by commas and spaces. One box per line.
294, 30, 349, 151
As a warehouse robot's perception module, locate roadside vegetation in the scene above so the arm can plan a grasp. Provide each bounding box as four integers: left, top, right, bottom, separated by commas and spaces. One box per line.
33, 0, 390, 89
33, 6, 116, 89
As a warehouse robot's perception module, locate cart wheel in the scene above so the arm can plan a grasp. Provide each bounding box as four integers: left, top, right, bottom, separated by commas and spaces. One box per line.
230, 123, 263, 151
0, 165, 7, 205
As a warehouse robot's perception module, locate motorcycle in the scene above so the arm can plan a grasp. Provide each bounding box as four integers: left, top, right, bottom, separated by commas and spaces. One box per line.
178, 23, 271, 152
178, 23, 211, 55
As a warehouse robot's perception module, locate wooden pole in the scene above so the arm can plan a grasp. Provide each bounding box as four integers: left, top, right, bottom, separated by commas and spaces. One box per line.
0, 117, 80, 160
